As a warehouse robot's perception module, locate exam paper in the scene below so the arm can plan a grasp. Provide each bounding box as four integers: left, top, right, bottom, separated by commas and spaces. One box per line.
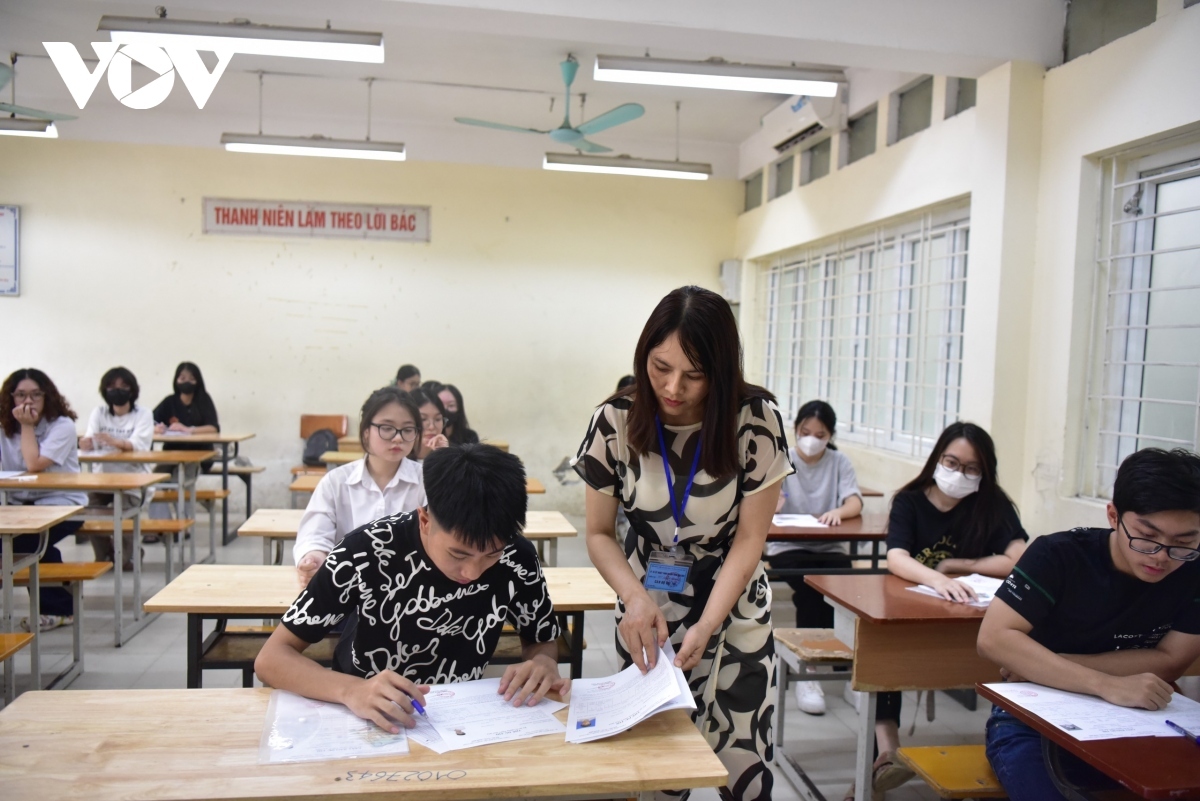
566, 642, 696, 744
0, 471, 27, 479
772, 514, 826, 528
410, 677, 565, 752
258, 690, 409, 764
906, 573, 1003, 607
986, 682, 1200, 741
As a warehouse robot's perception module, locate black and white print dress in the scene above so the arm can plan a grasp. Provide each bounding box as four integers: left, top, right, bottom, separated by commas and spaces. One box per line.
282, 511, 560, 684
573, 396, 793, 801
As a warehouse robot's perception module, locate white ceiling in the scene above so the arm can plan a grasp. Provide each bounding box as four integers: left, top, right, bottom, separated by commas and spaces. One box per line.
0, 0, 1067, 177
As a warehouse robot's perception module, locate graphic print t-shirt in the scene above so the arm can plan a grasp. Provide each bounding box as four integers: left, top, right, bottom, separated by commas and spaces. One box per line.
282, 511, 560, 684
885, 489, 1027, 568
996, 527, 1200, 654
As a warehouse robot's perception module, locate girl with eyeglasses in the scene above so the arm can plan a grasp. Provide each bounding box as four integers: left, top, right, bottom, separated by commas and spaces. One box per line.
408, 388, 450, 461
294, 387, 426, 587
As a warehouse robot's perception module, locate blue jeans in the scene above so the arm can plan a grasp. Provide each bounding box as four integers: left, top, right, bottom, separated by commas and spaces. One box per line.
985, 706, 1116, 800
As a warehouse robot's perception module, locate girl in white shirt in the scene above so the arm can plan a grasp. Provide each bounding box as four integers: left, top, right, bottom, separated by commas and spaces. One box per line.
294, 387, 427, 586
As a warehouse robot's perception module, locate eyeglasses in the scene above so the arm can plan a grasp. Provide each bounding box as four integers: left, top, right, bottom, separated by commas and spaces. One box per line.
1121, 519, 1200, 562
368, 423, 418, 443
939, 453, 982, 479
11, 391, 45, 402
421, 416, 445, 430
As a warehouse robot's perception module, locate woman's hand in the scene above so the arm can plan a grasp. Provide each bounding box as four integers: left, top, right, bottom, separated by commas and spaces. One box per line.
928, 574, 978, 603
674, 618, 716, 671
80, 436, 94, 451
424, 433, 449, 452
341, 672, 430, 734
619, 589, 669, 673
168, 422, 189, 433
154, 422, 166, 434
817, 510, 842, 526
296, 551, 328, 588
12, 402, 38, 427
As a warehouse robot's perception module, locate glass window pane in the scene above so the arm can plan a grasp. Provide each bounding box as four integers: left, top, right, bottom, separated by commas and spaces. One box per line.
848, 108, 877, 164
897, 77, 933, 141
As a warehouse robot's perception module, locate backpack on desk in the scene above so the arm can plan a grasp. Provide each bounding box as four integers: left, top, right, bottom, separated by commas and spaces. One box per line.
302, 429, 338, 467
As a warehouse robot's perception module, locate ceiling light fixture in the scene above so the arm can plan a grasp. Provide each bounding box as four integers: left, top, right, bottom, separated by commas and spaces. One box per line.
594, 55, 843, 96
98, 15, 385, 63
543, 152, 709, 180
0, 118, 58, 138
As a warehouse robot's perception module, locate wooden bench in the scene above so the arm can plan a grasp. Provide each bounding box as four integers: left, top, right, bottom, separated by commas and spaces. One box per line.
896, 746, 1006, 799
204, 464, 265, 519
152, 490, 230, 557
773, 628, 853, 750
80, 518, 194, 582
0, 633, 34, 665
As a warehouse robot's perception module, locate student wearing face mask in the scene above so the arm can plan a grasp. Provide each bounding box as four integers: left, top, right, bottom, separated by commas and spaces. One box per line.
766, 400, 862, 715
853, 421, 1027, 800
151, 362, 220, 521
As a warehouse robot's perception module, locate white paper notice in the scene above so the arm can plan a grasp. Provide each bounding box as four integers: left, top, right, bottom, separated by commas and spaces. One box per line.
566, 642, 696, 744
414, 677, 565, 752
986, 682, 1200, 741
772, 514, 827, 528
906, 573, 1003, 607
258, 690, 409, 764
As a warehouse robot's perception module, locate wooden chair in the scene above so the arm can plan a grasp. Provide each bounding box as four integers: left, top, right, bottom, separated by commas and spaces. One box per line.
773, 627, 854, 745
895, 746, 1006, 799
0, 633, 35, 704
292, 415, 349, 476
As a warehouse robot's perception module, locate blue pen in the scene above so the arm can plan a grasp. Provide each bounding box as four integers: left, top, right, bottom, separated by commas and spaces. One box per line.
410, 698, 426, 717
1165, 720, 1200, 743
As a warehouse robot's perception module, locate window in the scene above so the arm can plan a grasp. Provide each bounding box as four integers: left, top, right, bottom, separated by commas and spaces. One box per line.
744, 171, 763, 212
1081, 151, 1200, 498
945, 78, 977, 118
846, 106, 877, 165
893, 77, 933, 143
759, 203, 969, 456
770, 155, 795, 200
1065, 0, 1157, 61
801, 137, 832, 186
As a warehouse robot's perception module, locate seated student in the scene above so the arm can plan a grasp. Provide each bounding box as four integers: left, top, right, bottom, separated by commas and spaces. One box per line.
294, 387, 426, 587
433, 383, 479, 446
978, 448, 1200, 801
256, 444, 569, 729
766, 400, 862, 716
151, 361, 219, 520
395, 364, 421, 392
860, 421, 1028, 799
408, 388, 450, 462
80, 366, 155, 567
0, 368, 87, 632
615, 374, 635, 391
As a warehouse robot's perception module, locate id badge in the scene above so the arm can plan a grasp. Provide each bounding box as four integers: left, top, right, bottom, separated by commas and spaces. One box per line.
644, 548, 694, 593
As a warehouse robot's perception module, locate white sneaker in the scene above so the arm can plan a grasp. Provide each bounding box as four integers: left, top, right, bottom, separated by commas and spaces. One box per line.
843, 681, 863, 713
794, 681, 826, 715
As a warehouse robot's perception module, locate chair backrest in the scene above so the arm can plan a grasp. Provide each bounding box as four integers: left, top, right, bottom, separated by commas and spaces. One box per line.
300, 414, 348, 439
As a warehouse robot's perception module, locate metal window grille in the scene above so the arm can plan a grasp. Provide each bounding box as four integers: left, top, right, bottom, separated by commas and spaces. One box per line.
759, 205, 969, 457
1080, 155, 1200, 499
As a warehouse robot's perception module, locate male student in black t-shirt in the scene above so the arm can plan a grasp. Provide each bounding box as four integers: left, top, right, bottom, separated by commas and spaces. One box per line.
255, 444, 568, 734
977, 448, 1200, 800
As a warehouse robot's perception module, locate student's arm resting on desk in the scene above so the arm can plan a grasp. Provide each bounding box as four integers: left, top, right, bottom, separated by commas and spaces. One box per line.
935, 538, 1026, 579
1060, 629, 1200, 681
887, 548, 981, 603
497, 551, 569, 706
819, 493, 863, 526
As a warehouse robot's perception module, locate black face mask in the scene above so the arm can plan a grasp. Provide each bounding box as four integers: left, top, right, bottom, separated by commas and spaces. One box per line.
176, 382, 197, 395
105, 388, 132, 407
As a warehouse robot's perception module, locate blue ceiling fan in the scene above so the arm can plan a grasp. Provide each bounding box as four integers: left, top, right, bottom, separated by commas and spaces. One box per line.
455, 55, 643, 153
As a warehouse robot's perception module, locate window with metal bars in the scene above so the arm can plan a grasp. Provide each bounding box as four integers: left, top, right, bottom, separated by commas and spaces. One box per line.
1080, 149, 1200, 499
758, 204, 969, 456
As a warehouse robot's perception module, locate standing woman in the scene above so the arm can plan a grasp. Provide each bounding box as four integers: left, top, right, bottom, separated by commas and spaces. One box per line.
0, 369, 87, 632
574, 286, 793, 801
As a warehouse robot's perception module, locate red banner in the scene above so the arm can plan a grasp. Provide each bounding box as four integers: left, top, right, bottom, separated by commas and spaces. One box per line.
203, 198, 430, 242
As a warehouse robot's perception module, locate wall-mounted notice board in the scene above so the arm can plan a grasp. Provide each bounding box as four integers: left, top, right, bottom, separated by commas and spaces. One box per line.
0, 205, 17, 296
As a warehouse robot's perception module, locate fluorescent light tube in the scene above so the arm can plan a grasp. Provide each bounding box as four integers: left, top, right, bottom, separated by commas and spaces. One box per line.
0, 119, 58, 138
544, 153, 710, 180
99, 16, 384, 63
595, 55, 842, 97
221, 133, 405, 161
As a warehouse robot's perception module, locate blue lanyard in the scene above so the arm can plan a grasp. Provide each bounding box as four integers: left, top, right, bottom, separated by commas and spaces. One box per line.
655, 415, 702, 545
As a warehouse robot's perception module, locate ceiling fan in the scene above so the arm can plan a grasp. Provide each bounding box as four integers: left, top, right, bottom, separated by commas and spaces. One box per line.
0, 57, 78, 121
455, 55, 643, 153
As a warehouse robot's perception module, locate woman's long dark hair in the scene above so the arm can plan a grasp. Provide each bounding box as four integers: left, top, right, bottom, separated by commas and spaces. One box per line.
0, 368, 77, 438
795, 400, 838, 451
893, 421, 1017, 559
441, 384, 474, 445
613, 285, 773, 479
173, 362, 210, 399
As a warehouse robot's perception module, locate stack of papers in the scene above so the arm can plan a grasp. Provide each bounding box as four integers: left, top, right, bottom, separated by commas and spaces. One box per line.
259, 691, 410, 764
566, 642, 695, 744
771, 514, 827, 528
906, 573, 1003, 607
407, 677, 566, 753
986, 681, 1200, 741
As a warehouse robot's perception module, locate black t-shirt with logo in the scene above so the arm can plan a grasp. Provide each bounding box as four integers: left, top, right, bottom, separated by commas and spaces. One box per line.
282, 511, 560, 684
885, 489, 1027, 568
996, 528, 1200, 654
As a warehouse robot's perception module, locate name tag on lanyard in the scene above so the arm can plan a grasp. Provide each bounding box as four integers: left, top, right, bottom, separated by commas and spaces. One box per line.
644, 416, 701, 593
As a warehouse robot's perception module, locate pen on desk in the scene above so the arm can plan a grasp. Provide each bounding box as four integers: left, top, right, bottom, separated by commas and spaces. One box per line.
1165, 720, 1200, 743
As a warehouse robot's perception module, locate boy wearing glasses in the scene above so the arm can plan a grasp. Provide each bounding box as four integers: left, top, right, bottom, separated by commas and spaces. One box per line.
978, 447, 1200, 800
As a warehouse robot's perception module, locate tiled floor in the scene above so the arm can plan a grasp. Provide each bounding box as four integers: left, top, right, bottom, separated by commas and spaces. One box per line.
8, 511, 1197, 800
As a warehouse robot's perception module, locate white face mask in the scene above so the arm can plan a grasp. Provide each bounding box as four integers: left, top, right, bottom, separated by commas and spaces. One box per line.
796, 435, 828, 458
933, 462, 982, 499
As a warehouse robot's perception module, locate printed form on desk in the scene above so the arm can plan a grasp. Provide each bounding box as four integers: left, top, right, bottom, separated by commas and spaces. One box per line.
408, 677, 566, 753
907, 573, 1003, 607
986, 681, 1200, 741
772, 514, 826, 528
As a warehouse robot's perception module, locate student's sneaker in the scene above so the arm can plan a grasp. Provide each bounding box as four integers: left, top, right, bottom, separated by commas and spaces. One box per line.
20, 615, 73, 633
794, 681, 826, 715
843, 681, 863, 713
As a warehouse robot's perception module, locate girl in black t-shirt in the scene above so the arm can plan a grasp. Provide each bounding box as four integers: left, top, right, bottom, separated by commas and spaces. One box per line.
150, 362, 220, 520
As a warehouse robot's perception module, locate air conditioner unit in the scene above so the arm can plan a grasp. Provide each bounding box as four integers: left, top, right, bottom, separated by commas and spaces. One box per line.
738, 88, 847, 178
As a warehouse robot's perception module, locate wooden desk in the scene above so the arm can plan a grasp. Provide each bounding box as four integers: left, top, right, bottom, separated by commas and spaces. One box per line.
0, 688, 726, 801
81, 449, 219, 570
0, 505, 82, 702
526, 477, 546, 494
767, 513, 889, 577
481, 438, 509, 452
154, 433, 255, 545
145, 565, 616, 686
0, 474, 167, 646
977, 683, 1200, 799
523, 510, 577, 565
288, 474, 321, 508
337, 434, 362, 452
787, 574, 1000, 801
859, 486, 884, 498
319, 450, 360, 466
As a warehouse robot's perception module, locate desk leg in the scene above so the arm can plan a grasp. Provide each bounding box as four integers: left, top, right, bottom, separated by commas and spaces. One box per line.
28, 560, 40, 691
569, 612, 584, 679
855, 691, 877, 801
2, 531, 14, 704
548, 539, 558, 567
263, 537, 271, 566
175, 463, 186, 579
220, 443, 233, 546
187, 613, 202, 689
870, 541, 880, 570
112, 492, 124, 647
132, 508, 143, 622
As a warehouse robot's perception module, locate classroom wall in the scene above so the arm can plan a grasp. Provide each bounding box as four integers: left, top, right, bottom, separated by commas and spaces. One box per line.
0, 139, 741, 516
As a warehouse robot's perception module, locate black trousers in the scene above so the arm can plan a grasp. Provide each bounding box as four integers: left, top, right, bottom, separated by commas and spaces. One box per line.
768, 548, 853, 628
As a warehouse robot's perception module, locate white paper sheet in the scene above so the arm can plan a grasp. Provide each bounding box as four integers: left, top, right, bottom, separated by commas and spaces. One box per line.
409, 677, 565, 752
566, 642, 696, 744
771, 514, 827, 528
0, 471, 27, 479
985, 682, 1200, 741
906, 573, 1003, 607
258, 690, 409, 764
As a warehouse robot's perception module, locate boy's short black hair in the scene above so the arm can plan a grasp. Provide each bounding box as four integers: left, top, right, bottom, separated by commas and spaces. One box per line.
423, 444, 527, 550
1113, 448, 1200, 517
396, 364, 420, 382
